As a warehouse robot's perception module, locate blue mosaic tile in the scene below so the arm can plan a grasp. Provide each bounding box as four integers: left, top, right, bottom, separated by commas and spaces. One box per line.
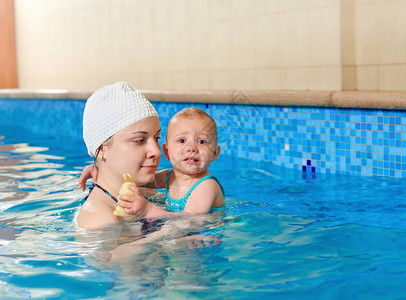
211, 104, 406, 178
2, 98, 406, 178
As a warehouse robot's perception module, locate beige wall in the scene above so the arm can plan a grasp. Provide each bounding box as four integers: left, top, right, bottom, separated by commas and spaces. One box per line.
355, 0, 406, 90
13, 0, 406, 91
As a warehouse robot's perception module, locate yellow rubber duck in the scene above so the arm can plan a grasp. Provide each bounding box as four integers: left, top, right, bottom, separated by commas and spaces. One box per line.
113, 173, 137, 218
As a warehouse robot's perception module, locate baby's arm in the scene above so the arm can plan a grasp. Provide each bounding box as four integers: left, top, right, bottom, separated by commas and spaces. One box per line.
183, 179, 224, 214
119, 178, 223, 218
118, 184, 174, 219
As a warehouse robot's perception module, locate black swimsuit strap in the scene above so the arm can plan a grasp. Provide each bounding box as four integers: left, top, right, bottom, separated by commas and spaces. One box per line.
89, 183, 118, 203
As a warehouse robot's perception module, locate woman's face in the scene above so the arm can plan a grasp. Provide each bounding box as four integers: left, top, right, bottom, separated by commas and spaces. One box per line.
103, 116, 161, 186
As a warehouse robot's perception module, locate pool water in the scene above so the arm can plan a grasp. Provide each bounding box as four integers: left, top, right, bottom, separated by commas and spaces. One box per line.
1, 105, 406, 299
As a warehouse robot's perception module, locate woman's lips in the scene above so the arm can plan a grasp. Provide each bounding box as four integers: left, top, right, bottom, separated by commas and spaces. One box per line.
142, 164, 158, 171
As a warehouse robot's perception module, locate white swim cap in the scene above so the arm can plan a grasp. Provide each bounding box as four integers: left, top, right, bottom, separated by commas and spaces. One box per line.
83, 81, 158, 157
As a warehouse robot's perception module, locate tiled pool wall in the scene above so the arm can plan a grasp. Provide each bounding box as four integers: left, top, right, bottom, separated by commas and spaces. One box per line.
1, 98, 405, 178
212, 104, 406, 178
158, 102, 406, 178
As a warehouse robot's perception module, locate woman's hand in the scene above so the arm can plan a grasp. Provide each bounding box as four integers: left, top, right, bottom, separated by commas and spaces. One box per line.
78, 165, 98, 191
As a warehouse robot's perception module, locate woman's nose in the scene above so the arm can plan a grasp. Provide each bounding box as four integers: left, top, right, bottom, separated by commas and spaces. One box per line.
146, 140, 161, 158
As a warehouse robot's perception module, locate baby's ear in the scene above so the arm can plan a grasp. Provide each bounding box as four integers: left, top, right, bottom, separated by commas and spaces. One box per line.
212, 145, 221, 161
162, 144, 170, 160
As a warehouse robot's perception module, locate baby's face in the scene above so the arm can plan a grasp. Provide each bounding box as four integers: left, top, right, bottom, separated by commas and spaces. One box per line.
164, 116, 219, 176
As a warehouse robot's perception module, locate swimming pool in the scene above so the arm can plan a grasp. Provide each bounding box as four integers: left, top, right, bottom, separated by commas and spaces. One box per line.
1, 97, 406, 299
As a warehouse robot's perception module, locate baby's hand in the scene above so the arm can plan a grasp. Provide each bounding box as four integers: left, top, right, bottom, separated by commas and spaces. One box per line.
118, 185, 152, 218
78, 165, 98, 191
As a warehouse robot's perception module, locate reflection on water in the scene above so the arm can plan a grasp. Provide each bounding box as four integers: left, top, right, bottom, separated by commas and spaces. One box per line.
0, 138, 230, 298
1, 132, 406, 298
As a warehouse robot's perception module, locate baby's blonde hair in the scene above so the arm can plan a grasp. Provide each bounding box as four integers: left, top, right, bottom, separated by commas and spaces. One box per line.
168, 107, 218, 144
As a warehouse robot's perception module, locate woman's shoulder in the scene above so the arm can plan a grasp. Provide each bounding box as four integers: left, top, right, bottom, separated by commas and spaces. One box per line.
77, 194, 119, 229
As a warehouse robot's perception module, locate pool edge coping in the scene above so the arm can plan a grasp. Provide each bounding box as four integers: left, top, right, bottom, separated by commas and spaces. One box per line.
1, 89, 406, 110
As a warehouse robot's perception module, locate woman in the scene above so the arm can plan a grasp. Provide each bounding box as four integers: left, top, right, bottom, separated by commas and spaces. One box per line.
76, 81, 162, 229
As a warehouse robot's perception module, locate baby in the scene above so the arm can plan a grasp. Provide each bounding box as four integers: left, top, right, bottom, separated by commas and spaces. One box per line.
147, 107, 224, 214
79, 107, 224, 218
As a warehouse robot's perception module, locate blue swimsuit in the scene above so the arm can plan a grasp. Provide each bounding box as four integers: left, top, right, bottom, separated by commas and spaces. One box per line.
165, 169, 225, 212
